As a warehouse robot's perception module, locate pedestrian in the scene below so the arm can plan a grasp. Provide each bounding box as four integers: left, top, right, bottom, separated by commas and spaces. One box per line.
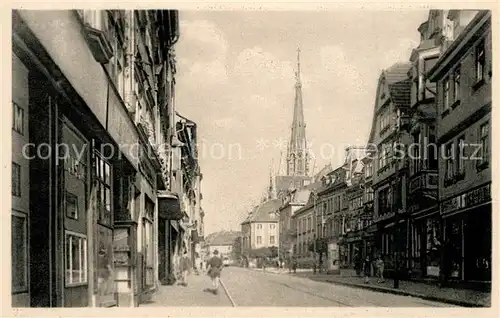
207, 249, 223, 294
354, 252, 362, 277
363, 255, 371, 284
292, 256, 297, 274
375, 254, 385, 283
178, 250, 192, 287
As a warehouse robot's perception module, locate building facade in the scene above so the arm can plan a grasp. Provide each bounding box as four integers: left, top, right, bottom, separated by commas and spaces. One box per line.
367, 62, 412, 276
11, 9, 186, 307
241, 199, 281, 253
405, 10, 446, 279
293, 202, 315, 259
428, 10, 492, 284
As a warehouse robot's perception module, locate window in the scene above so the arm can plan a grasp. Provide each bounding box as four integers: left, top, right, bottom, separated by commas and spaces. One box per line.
445, 142, 455, 181
12, 162, 21, 197
257, 224, 262, 230
94, 151, 112, 226
456, 135, 466, 175
379, 143, 392, 169
270, 236, 276, 245
257, 236, 262, 244
365, 162, 373, 178
65, 191, 79, 220
12, 212, 28, 293
453, 67, 461, 103
270, 224, 276, 230
65, 231, 88, 286
476, 41, 485, 83
423, 57, 439, 99
443, 79, 450, 111
365, 187, 374, 202
12, 102, 24, 135
428, 125, 438, 170
411, 131, 421, 175
478, 122, 490, 167
106, 12, 126, 99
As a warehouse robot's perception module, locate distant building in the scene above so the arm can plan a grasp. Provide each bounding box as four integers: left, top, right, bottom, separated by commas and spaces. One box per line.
241, 199, 281, 253
205, 231, 242, 259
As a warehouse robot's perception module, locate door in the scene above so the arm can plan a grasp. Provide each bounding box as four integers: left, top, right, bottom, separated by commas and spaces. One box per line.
93, 149, 117, 307
61, 119, 89, 307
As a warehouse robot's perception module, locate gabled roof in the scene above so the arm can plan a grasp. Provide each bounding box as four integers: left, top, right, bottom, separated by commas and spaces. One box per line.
242, 198, 281, 224
206, 230, 242, 246
388, 79, 411, 109
367, 62, 412, 145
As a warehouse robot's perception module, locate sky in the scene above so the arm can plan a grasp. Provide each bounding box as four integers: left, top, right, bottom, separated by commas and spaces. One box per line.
174, 10, 430, 236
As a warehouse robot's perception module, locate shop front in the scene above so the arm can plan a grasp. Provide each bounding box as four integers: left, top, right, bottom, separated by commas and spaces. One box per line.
441, 183, 491, 283
408, 208, 441, 279
157, 191, 183, 285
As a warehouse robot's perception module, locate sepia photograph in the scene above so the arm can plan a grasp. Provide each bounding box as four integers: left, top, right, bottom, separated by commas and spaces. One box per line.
8, 4, 494, 311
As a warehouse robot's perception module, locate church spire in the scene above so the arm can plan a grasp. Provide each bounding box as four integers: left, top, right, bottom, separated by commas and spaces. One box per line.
267, 160, 276, 200
287, 48, 309, 177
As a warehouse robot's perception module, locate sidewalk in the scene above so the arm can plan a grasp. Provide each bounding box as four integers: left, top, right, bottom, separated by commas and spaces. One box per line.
249, 267, 491, 307
140, 272, 232, 307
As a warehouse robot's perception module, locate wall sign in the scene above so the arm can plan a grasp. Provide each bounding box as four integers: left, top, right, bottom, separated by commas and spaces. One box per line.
441, 184, 491, 215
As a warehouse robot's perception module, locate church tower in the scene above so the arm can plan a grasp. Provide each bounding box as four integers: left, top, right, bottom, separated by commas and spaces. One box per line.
286, 48, 309, 177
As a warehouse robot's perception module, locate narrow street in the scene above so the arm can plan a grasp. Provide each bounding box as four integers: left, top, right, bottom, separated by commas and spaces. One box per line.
144, 267, 453, 307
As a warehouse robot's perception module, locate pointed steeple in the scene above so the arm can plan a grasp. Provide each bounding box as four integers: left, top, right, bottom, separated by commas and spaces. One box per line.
287, 48, 309, 177
267, 160, 277, 200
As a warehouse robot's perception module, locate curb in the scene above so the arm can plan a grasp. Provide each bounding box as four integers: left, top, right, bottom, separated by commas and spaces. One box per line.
321, 279, 487, 308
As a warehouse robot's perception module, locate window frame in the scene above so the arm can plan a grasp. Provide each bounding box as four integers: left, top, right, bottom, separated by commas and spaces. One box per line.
65, 191, 79, 220
478, 121, 490, 168
256, 236, 262, 244
12, 101, 24, 136
65, 230, 88, 287
456, 135, 466, 176
94, 150, 113, 227
12, 162, 21, 197
12, 210, 28, 293
443, 78, 450, 112
444, 141, 455, 181
453, 66, 461, 104
475, 40, 486, 83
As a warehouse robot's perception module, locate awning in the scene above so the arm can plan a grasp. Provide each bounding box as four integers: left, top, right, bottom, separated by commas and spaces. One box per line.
158, 191, 183, 220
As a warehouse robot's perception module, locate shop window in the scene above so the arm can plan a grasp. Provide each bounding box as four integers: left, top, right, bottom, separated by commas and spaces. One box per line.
94, 151, 112, 226
12, 162, 21, 197
65, 231, 88, 286
12, 102, 24, 135
12, 212, 28, 293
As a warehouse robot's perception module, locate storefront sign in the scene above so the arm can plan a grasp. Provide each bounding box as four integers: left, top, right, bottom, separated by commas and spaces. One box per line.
442, 184, 491, 215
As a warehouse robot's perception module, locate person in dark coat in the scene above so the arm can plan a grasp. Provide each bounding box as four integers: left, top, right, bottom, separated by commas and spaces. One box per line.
207, 250, 223, 294
363, 255, 372, 284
